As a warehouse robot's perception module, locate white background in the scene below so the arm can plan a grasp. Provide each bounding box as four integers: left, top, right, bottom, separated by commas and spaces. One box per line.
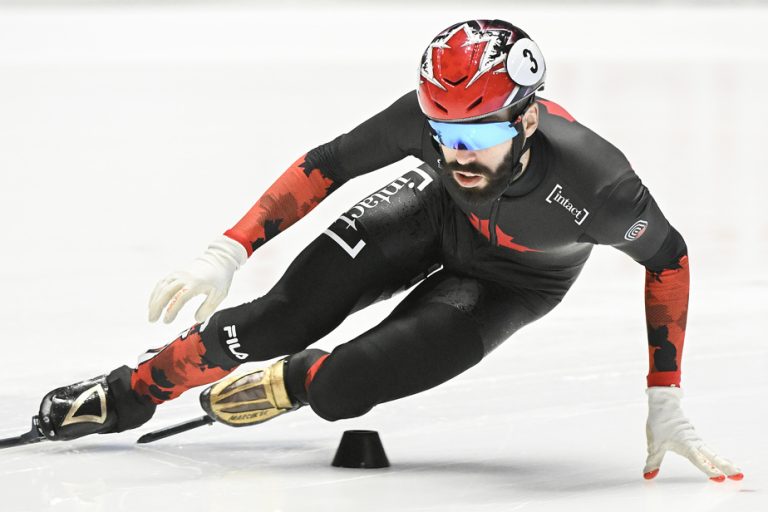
0, 2, 765, 511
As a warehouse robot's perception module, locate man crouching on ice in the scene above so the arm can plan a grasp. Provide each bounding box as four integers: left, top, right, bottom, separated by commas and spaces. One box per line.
8, 19, 742, 482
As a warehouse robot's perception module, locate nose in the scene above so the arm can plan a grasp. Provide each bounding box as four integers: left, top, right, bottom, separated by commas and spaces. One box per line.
455, 149, 476, 165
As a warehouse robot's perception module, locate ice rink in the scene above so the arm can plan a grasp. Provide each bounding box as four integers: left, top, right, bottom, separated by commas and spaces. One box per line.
0, 2, 765, 511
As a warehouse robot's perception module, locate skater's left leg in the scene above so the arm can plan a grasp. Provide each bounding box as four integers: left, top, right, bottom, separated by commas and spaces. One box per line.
285, 270, 560, 421
195, 271, 558, 429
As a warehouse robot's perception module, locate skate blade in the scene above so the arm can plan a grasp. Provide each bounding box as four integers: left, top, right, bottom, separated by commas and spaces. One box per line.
0, 416, 46, 449
136, 416, 214, 444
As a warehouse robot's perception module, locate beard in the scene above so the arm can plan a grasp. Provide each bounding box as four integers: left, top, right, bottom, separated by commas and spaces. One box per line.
439, 148, 517, 207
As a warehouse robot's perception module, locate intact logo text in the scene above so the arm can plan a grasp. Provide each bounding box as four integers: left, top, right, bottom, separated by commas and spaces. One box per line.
546, 184, 589, 226
324, 167, 434, 258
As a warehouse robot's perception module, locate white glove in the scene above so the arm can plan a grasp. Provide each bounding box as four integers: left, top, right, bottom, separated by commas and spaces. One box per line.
644, 386, 743, 481
148, 235, 248, 324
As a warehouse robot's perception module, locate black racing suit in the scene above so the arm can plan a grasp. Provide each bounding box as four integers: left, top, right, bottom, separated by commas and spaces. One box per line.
134, 92, 689, 422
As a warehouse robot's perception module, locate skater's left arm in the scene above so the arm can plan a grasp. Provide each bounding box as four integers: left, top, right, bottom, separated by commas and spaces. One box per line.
585, 172, 742, 481
590, 173, 688, 388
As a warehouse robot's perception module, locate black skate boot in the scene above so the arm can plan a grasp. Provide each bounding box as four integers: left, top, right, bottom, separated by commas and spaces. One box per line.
37, 366, 156, 441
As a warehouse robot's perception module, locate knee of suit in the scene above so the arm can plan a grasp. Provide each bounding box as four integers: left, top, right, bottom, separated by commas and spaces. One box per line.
200, 294, 316, 364
284, 348, 330, 406
305, 345, 382, 422
305, 304, 486, 422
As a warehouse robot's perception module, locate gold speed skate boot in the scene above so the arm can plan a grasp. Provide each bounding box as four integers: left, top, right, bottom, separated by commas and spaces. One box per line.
200, 359, 298, 427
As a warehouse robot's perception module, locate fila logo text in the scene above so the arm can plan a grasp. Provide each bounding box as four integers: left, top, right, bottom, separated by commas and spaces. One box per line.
224, 325, 248, 360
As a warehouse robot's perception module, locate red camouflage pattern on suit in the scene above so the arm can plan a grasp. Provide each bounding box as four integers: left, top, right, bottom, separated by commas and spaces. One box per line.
224, 154, 336, 256
645, 255, 689, 387
131, 324, 237, 404
467, 213, 541, 253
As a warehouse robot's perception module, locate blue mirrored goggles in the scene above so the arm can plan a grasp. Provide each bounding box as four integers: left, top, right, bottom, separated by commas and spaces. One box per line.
428, 120, 520, 151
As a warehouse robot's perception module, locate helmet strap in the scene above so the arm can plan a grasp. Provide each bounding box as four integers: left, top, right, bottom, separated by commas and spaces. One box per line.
508, 119, 533, 185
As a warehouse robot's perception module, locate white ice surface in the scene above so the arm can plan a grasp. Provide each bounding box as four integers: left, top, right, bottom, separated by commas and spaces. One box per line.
0, 3, 766, 511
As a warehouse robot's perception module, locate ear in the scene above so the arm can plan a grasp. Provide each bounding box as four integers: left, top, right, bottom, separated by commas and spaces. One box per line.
523, 103, 539, 138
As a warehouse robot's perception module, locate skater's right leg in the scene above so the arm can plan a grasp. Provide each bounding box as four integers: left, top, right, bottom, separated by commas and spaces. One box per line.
38, 323, 242, 442
37, 166, 443, 440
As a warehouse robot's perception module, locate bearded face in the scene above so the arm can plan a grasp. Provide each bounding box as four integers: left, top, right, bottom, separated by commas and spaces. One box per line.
438, 141, 518, 206
431, 101, 539, 206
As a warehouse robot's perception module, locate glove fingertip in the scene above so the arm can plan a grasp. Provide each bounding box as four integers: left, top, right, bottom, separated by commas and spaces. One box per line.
148, 304, 162, 322
643, 469, 659, 480
710, 475, 726, 483
163, 310, 177, 324
195, 304, 213, 323
196, 294, 223, 323
728, 473, 744, 481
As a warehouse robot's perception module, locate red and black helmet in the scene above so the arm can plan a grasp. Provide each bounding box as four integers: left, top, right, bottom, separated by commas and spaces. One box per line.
418, 20, 546, 122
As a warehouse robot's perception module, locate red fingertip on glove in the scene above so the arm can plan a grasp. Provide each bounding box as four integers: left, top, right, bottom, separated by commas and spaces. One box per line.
728, 473, 744, 481
643, 469, 659, 480
709, 475, 726, 482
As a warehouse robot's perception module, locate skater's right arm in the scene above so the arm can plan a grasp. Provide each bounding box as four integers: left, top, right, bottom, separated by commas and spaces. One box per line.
224, 90, 426, 255
148, 91, 426, 324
